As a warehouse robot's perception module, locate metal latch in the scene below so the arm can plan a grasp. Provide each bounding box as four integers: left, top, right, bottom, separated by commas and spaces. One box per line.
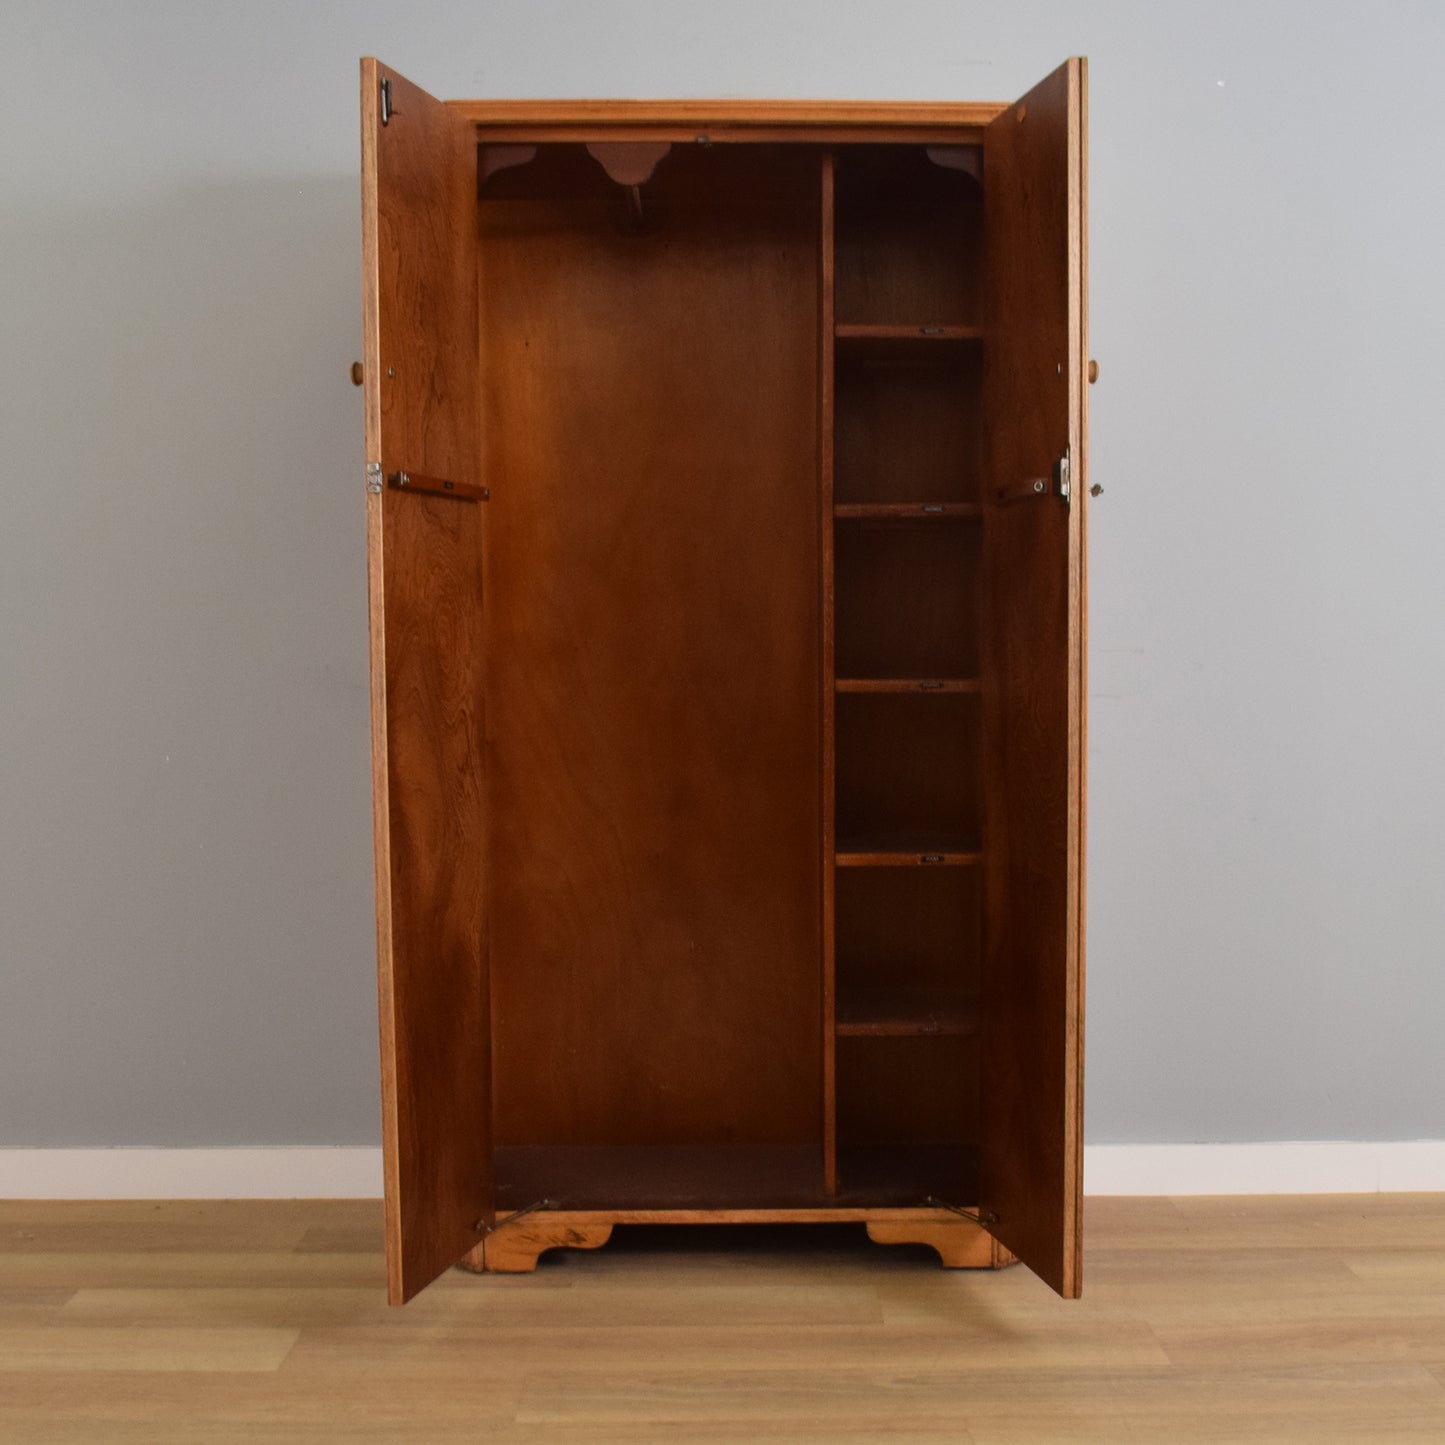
995, 447, 1072, 507
368, 463, 488, 502
380, 77, 394, 126
388, 469, 489, 502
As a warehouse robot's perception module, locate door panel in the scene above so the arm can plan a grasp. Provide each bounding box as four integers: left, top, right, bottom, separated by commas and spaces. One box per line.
978, 59, 1087, 1298
361, 58, 491, 1304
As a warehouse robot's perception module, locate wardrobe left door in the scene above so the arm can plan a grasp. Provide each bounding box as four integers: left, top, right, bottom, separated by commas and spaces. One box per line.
361, 58, 492, 1305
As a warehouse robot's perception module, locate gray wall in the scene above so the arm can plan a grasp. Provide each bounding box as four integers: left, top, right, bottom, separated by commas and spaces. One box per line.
3, 0, 1442, 1148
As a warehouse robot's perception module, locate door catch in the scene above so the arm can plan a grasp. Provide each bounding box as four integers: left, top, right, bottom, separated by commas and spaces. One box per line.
387, 469, 489, 502
1055, 447, 1071, 502
995, 448, 1072, 507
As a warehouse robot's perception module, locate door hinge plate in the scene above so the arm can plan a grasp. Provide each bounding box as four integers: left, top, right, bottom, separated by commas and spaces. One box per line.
380, 77, 393, 126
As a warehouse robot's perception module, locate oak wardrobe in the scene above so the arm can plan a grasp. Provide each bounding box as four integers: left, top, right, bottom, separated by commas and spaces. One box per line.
359, 57, 1090, 1304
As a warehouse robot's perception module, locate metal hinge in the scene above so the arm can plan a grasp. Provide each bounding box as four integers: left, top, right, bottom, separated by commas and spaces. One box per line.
365, 461, 382, 495
380, 77, 394, 126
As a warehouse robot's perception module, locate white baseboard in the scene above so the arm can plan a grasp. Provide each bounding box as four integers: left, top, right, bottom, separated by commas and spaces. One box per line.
0, 1142, 1441, 1200
1085, 1141, 1445, 1195
0, 1148, 383, 1199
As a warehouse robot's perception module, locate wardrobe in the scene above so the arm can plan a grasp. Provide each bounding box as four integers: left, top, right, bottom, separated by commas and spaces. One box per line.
359, 56, 1091, 1304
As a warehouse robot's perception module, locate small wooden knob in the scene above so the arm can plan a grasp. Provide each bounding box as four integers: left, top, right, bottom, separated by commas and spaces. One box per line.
350, 361, 364, 386
1088, 359, 1099, 384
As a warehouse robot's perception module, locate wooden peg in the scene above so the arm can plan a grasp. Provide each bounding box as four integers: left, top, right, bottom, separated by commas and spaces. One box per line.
350, 361, 364, 386
1088, 359, 1099, 384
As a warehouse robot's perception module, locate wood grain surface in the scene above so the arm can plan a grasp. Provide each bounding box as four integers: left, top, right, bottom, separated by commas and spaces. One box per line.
834, 520, 982, 681
978, 58, 1086, 1299
6, 1196, 1444, 1441
833, 146, 984, 327
457, 1206, 1000, 1274
819, 150, 839, 1197
864, 1218, 1009, 1268
361, 60, 492, 1305
358, 61, 1092, 1303
445, 97, 1006, 148
835, 692, 982, 855
835, 864, 981, 1011
448, 99, 1009, 126
834, 353, 982, 505
476, 144, 823, 1156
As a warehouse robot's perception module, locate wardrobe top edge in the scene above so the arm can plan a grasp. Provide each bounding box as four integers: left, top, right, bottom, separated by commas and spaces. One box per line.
443, 99, 1009, 136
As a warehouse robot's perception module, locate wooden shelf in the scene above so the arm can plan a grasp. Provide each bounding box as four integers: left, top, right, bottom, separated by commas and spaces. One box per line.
835, 324, 982, 361
836, 839, 982, 868
836, 678, 980, 694
835, 503, 981, 521
837, 988, 977, 1038
836, 323, 981, 341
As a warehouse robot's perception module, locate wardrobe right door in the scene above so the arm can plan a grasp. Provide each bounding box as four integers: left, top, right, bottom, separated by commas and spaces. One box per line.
978, 57, 1088, 1300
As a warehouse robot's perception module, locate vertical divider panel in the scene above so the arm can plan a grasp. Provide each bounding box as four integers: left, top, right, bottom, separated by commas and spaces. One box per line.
820, 151, 839, 1195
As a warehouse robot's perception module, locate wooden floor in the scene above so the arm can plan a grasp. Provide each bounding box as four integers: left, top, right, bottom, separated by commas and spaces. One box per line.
1, 1196, 1442, 1442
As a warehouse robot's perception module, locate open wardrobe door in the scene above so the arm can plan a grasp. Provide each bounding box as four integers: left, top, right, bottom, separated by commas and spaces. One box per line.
978, 58, 1088, 1299
360, 58, 493, 1304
